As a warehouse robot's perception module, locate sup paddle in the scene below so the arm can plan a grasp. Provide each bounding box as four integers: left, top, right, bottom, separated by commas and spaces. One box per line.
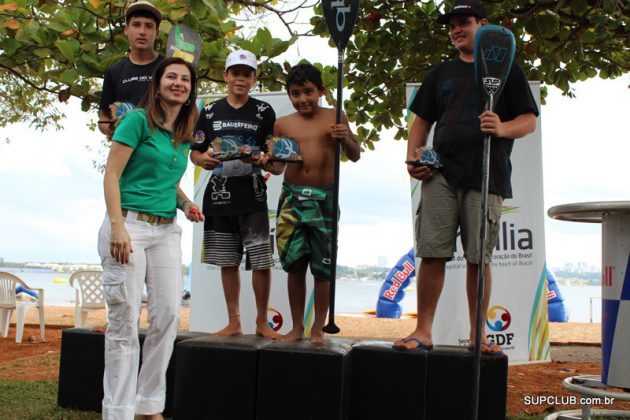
321, 0, 360, 335
471, 24, 516, 420
166, 24, 202, 67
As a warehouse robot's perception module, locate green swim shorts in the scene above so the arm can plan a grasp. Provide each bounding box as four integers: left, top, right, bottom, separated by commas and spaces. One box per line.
276, 182, 335, 280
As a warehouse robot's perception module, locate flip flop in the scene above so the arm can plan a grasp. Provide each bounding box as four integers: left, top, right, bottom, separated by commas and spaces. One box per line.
469, 342, 504, 355
392, 337, 433, 352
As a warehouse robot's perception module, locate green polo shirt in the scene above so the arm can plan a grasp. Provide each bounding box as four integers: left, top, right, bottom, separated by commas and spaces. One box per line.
112, 109, 190, 218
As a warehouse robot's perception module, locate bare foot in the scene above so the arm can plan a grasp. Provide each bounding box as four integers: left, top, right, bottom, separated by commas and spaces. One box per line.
392, 334, 433, 351
255, 323, 282, 340
211, 324, 242, 337
309, 329, 326, 344
281, 327, 305, 341
91, 323, 107, 334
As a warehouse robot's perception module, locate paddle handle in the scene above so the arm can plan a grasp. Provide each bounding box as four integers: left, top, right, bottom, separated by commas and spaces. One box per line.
323, 47, 345, 335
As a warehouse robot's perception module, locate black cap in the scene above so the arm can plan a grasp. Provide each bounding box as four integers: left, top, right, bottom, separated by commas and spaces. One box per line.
125, 1, 162, 25
437, 0, 487, 24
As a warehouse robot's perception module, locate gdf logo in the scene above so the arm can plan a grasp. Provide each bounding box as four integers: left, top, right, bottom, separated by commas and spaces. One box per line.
482, 77, 501, 96
330, 0, 351, 31
486, 305, 514, 346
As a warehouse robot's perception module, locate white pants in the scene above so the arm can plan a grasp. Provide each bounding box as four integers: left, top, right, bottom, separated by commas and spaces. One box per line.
98, 211, 183, 420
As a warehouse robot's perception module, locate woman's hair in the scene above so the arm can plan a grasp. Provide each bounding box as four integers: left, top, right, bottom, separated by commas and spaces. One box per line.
139, 57, 199, 144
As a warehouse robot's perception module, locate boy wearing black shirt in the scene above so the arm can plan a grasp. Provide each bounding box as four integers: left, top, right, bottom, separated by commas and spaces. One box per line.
98, 1, 164, 138
191, 50, 284, 338
394, 0, 538, 353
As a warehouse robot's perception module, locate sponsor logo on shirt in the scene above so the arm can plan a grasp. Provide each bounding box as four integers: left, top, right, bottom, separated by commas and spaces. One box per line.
121, 75, 152, 84
212, 120, 259, 132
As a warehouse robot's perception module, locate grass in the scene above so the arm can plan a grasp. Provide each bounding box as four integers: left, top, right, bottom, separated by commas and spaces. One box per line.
0, 380, 99, 420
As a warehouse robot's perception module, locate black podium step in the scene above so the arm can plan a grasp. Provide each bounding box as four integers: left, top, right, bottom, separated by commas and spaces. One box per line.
350, 340, 428, 420
425, 345, 508, 420
173, 334, 272, 420
256, 338, 354, 420
57, 328, 205, 416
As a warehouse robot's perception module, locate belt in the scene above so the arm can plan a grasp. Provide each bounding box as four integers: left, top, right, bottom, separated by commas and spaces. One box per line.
121, 209, 174, 226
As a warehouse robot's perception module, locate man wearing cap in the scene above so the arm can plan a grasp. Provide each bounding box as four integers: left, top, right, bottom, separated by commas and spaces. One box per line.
98, 1, 164, 138
394, 0, 538, 352
190, 50, 284, 339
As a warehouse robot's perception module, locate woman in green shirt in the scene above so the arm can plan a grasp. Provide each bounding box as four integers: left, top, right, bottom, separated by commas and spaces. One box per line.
98, 57, 203, 420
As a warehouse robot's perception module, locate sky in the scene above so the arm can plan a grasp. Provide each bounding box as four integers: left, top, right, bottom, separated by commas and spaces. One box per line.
0, 30, 628, 270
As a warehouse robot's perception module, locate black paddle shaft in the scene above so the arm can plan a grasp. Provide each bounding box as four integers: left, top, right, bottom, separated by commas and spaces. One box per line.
322, 47, 345, 334
321, 0, 360, 335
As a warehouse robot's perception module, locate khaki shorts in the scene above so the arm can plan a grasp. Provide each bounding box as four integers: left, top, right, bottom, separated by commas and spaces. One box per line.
414, 172, 503, 264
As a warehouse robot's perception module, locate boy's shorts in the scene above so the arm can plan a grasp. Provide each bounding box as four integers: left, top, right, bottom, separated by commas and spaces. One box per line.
415, 172, 503, 264
276, 182, 335, 281
202, 210, 273, 270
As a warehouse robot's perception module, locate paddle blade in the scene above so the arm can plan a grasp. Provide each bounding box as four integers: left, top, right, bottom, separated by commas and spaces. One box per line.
166, 24, 202, 67
322, 0, 360, 50
474, 25, 516, 110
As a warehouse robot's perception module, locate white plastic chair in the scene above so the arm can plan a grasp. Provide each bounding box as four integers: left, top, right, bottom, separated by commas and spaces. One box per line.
0, 271, 45, 343
69, 271, 105, 328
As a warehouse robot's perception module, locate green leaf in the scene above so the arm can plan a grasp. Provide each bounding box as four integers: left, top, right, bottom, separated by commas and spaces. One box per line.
55, 38, 80, 63
255, 28, 273, 51
2, 38, 20, 56
33, 48, 52, 58
59, 68, 79, 84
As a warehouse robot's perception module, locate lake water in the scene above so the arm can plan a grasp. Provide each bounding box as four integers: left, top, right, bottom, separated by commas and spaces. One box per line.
4, 269, 602, 323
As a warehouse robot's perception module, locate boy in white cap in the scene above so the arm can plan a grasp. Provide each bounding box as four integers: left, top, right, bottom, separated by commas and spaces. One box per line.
98, 1, 164, 138
190, 50, 284, 338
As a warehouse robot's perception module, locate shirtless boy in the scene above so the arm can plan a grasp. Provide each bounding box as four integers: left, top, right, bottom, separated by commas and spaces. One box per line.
274, 63, 360, 344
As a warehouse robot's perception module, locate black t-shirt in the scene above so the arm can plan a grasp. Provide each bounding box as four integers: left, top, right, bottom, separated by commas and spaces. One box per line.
192, 97, 276, 216
99, 55, 165, 112
410, 57, 539, 198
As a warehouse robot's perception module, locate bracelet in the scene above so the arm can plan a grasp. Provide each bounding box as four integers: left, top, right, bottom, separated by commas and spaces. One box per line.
177, 199, 192, 210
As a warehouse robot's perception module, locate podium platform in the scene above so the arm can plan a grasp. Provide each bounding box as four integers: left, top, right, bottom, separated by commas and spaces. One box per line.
426, 345, 508, 420
58, 331, 508, 419
256, 338, 354, 420
350, 340, 428, 420
57, 328, 205, 416
173, 334, 271, 420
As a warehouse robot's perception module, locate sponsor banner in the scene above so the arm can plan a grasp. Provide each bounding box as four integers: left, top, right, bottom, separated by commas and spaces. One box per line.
189, 92, 315, 334
406, 82, 550, 364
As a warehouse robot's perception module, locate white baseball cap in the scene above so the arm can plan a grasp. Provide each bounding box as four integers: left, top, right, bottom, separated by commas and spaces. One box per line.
225, 50, 257, 71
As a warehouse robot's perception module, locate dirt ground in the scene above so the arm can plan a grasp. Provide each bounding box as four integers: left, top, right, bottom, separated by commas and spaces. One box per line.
2, 310, 629, 417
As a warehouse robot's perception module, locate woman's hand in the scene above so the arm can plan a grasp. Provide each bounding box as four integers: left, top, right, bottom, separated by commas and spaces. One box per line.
183, 202, 205, 223
110, 223, 133, 264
